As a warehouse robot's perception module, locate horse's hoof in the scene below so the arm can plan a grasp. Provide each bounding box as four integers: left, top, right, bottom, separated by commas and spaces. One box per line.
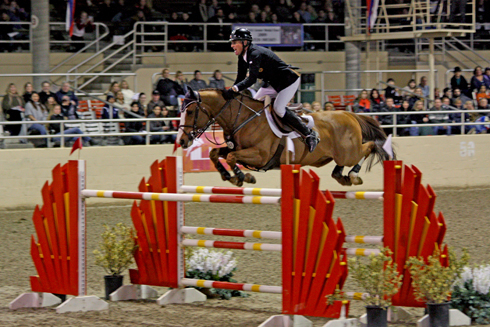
341, 176, 353, 186
244, 173, 256, 184
349, 173, 363, 185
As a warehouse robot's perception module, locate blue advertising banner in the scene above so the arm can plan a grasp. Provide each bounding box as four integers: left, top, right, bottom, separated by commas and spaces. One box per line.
232, 24, 303, 47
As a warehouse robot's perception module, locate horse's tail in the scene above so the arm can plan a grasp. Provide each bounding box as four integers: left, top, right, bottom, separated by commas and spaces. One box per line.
351, 113, 396, 171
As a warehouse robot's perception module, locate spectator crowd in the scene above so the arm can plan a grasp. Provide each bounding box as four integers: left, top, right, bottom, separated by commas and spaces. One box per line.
351, 65, 490, 136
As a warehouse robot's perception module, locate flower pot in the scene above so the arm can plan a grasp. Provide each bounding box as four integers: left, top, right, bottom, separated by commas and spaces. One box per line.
366, 305, 388, 327
427, 302, 450, 327
104, 274, 123, 300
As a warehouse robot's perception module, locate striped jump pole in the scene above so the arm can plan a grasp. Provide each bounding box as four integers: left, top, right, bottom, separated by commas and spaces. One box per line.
81, 190, 280, 205
181, 278, 282, 294
180, 185, 383, 200
181, 226, 282, 240
345, 248, 381, 256
182, 239, 282, 251
344, 235, 384, 245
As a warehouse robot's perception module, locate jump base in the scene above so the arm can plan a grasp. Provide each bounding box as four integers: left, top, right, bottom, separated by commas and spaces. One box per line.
417, 309, 471, 327
156, 288, 206, 305
9, 292, 61, 310
55, 296, 108, 313
259, 315, 312, 327
110, 285, 159, 301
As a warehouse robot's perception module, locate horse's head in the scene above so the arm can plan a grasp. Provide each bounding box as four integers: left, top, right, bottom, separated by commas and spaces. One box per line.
177, 87, 212, 149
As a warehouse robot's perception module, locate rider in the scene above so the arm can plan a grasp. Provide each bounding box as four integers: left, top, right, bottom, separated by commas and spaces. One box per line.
223, 27, 320, 152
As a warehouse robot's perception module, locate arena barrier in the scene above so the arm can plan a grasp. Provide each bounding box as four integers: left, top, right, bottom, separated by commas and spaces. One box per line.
10, 156, 449, 326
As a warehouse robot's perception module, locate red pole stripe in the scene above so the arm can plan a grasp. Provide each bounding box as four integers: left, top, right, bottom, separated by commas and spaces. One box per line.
210, 281, 246, 291
112, 192, 144, 200
210, 187, 246, 195
329, 191, 347, 199
212, 241, 246, 250
212, 229, 246, 237
208, 195, 248, 203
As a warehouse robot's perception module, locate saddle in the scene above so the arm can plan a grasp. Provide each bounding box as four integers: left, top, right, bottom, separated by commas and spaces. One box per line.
262, 96, 309, 135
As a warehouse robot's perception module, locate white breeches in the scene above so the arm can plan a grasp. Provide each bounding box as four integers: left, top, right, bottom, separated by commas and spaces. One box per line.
253, 78, 300, 118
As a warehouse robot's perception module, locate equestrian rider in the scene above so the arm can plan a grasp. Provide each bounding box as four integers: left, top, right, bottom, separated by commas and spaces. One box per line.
223, 27, 320, 152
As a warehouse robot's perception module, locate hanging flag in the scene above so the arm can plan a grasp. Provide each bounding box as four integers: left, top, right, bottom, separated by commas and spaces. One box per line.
70, 137, 82, 155
172, 140, 180, 154
366, 0, 380, 34
65, 0, 76, 37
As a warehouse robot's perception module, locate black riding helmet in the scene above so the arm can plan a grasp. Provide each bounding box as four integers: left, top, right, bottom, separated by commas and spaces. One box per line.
229, 28, 253, 42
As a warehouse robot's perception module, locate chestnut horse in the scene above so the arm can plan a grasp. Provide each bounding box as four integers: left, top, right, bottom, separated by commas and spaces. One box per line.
178, 88, 393, 187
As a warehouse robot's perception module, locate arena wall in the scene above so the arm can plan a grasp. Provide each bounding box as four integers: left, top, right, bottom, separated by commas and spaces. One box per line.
2, 134, 487, 208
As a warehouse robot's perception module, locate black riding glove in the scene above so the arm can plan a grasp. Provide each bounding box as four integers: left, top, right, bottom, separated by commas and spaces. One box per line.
222, 88, 236, 100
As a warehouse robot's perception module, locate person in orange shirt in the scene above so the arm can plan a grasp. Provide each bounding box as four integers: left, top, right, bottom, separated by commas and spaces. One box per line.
475, 85, 490, 103
353, 89, 371, 113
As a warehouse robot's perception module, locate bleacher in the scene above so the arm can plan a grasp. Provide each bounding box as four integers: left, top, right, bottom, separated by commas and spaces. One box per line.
324, 94, 357, 111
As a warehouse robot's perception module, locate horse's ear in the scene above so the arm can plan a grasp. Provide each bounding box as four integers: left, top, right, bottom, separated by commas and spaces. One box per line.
187, 86, 194, 97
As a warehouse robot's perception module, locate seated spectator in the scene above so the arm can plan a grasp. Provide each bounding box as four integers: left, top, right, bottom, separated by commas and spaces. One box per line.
137, 92, 147, 115
115, 90, 129, 112
410, 100, 431, 136
2, 82, 24, 136
49, 104, 92, 146
297, 2, 312, 22
453, 88, 473, 104
292, 11, 306, 24
247, 11, 258, 23
484, 67, 490, 87
147, 90, 165, 116
450, 67, 469, 93
307, 4, 318, 21
370, 88, 384, 111
324, 102, 335, 111
257, 10, 270, 23
72, 11, 94, 52
449, 98, 471, 134
45, 95, 57, 114
105, 81, 120, 96
208, 0, 219, 20
101, 94, 120, 119
311, 101, 322, 112
384, 78, 402, 104
39, 81, 55, 105
353, 89, 371, 113
0, 11, 15, 52
222, 0, 237, 16
23, 82, 33, 103
270, 12, 279, 24
418, 76, 430, 98
156, 68, 185, 106
470, 66, 486, 92
120, 80, 135, 105
123, 101, 145, 145
477, 97, 490, 117
408, 87, 425, 108
56, 82, 78, 106
302, 102, 312, 111
429, 98, 451, 135
175, 70, 188, 94
25, 92, 48, 147
134, 0, 152, 20
60, 95, 78, 120
193, 0, 209, 22
397, 100, 412, 136
434, 87, 441, 99
376, 97, 396, 135
276, 0, 293, 22
148, 106, 177, 144
97, 0, 116, 23
401, 79, 416, 99
475, 85, 490, 102
467, 100, 488, 134
188, 70, 208, 91
208, 8, 230, 51
209, 70, 225, 89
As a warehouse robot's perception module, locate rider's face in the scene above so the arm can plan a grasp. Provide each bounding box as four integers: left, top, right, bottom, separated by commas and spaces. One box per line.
231, 40, 244, 56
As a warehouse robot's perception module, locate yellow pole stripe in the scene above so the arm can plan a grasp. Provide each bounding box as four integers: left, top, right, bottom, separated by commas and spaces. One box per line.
355, 192, 366, 199
353, 292, 364, 300
197, 240, 207, 247
252, 188, 262, 195
196, 280, 206, 287
96, 191, 105, 197
252, 196, 263, 204
196, 227, 206, 234
252, 230, 262, 238
151, 193, 160, 201
355, 248, 366, 256
354, 235, 365, 243
192, 195, 202, 202
252, 243, 263, 251
196, 186, 205, 193
251, 285, 261, 292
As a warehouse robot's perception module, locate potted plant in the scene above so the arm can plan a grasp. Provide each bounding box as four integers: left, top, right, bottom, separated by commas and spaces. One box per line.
93, 223, 136, 300
407, 247, 469, 327
328, 248, 403, 327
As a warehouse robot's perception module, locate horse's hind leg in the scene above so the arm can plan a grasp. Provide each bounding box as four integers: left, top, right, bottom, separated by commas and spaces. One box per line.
348, 141, 375, 185
225, 151, 257, 187
331, 165, 352, 186
210, 147, 231, 181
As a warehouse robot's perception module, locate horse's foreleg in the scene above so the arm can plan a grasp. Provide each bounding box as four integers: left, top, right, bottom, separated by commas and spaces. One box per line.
348, 141, 375, 185
225, 150, 260, 187
210, 147, 231, 181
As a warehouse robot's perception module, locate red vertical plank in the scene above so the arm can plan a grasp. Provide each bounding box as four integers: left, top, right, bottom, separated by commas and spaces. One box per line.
30, 235, 50, 292
383, 161, 401, 252
281, 164, 296, 315
164, 157, 180, 288
32, 205, 57, 291
66, 161, 81, 295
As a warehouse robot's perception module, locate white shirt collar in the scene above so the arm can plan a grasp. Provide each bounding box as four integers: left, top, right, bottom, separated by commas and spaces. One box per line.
242, 51, 247, 62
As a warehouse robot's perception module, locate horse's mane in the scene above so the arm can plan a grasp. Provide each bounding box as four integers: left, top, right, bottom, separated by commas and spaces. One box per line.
199, 88, 264, 104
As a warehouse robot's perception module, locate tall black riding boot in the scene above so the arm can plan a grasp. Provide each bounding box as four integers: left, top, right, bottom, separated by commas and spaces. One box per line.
280, 110, 320, 152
